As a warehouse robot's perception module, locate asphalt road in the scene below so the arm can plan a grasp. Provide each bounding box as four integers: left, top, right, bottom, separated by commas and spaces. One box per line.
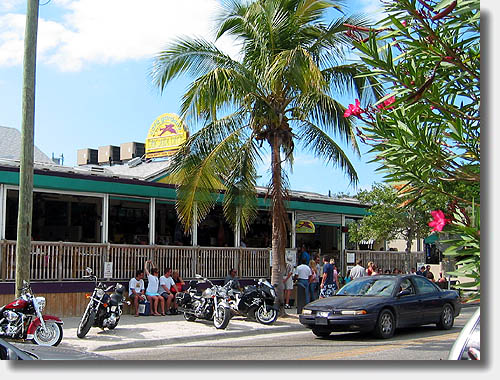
104, 306, 478, 361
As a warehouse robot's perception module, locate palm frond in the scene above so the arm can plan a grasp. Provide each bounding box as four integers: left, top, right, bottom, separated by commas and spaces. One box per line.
297, 120, 359, 185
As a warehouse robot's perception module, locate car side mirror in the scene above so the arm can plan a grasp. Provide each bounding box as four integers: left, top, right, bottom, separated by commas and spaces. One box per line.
398, 290, 411, 297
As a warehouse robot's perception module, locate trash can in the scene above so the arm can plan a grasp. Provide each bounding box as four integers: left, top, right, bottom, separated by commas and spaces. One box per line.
296, 284, 306, 314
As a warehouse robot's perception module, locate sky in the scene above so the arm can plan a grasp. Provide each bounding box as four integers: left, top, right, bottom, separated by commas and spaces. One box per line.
0, 0, 490, 198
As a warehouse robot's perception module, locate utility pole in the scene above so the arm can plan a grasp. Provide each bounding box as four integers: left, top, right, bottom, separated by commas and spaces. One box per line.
15, 0, 39, 297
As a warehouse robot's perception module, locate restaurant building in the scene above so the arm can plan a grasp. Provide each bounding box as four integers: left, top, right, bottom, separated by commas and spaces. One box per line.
0, 120, 370, 316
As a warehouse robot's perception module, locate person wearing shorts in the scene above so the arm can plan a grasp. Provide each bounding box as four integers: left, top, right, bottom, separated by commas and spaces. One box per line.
283, 260, 294, 309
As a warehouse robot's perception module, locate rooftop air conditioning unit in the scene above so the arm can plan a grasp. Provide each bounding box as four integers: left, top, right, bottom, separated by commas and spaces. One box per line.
120, 142, 145, 161
98, 145, 121, 164
77, 148, 98, 166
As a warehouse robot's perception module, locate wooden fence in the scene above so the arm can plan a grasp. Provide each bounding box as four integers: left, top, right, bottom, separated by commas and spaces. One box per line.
345, 250, 425, 273
0, 240, 270, 282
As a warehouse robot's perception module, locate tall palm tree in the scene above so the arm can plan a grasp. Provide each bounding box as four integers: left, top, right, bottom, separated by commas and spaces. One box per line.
150, 0, 379, 307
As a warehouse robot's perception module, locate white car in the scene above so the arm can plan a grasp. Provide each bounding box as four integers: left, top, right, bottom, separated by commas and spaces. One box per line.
448, 307, 480, 360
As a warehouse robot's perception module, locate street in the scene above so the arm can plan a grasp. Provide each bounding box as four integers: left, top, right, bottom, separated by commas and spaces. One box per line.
98, 306, 477, 360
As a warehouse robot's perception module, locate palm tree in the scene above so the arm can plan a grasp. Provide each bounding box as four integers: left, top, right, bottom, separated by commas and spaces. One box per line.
150, 0, 378, 308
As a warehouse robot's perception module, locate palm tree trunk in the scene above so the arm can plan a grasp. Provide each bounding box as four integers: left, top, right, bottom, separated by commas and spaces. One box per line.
270, 133, 286, 311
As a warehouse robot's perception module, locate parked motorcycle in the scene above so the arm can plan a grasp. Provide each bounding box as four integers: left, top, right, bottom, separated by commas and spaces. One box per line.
175, 274, 231, 329
0, 280, 63, 346
226, 278, 278, 325
77, 267, 129, 338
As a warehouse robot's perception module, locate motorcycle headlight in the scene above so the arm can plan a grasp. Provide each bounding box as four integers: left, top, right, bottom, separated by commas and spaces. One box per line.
35, 296, 46, 312
96, 289, 105, 298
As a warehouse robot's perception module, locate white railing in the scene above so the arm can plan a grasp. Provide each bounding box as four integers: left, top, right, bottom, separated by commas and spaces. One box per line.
0, 240, 270, 281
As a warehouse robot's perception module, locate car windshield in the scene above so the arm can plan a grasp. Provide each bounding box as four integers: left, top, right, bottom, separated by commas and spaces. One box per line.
337, 277, 396, 297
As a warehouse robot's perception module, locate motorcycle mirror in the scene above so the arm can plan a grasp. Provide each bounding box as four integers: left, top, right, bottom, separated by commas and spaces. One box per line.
85, 267, 93, 274
195, 274, 202, 279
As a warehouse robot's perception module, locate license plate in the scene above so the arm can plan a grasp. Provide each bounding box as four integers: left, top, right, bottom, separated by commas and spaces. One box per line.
316, 317, 328, 325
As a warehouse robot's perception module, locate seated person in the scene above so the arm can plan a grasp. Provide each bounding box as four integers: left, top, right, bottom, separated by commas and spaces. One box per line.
159, 268, 178, 315
129, 269, 146, 317
224, 268, 241, 290
172, 270, 185, 293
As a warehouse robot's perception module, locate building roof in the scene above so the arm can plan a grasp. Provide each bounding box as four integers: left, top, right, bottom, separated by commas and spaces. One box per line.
0, 126, 53, 164
0, 155, 368, 210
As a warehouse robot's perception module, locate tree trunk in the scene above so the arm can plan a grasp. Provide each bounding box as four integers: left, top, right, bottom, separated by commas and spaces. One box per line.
270, 133, 287, 313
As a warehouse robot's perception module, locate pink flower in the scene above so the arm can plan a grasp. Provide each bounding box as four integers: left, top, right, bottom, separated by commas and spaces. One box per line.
428, 210, 450, 232
377, 96, 396, 110
401, 20, 407, 27
344, 99, 363, 118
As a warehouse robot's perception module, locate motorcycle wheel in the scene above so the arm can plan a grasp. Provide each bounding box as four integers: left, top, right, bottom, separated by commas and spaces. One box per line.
77, 309, 96, 339
183, 312, 196, 322
32, 321, 63, 347
213, 305, 231, 329
255, 304, 278, 325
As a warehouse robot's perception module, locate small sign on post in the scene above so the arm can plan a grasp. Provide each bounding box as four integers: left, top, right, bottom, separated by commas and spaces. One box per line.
104, 262, 113, 279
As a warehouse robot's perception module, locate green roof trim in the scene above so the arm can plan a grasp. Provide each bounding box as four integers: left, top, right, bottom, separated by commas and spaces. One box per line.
0, 168, 368, 216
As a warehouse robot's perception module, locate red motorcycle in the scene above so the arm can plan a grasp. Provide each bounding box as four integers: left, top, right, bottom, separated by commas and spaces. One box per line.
0, 281, 63, 346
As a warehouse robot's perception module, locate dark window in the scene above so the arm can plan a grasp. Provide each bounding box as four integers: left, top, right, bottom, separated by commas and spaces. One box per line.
412, 276, 438, 294
399, 278, 416, 295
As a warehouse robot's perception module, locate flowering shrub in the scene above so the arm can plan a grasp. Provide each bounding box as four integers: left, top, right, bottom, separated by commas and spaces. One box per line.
343, 0, 480, 299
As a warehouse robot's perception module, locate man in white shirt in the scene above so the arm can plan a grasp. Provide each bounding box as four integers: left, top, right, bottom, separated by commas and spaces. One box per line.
129, 270, 146, 317
296, 259, 313, 304
159, 268, 177, 314
350, 259, 366, 280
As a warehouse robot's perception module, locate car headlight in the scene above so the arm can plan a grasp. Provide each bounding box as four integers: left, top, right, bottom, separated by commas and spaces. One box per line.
302, 309, 313, 315
340, 310, 367, 315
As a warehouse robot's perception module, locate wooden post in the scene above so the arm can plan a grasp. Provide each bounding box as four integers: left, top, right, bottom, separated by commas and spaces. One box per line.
15, 0, 39, 297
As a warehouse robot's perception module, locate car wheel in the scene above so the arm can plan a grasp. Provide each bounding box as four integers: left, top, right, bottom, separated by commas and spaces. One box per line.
312, 329, 331, 338
374, 309, 395, 339
437, 304, 454, 330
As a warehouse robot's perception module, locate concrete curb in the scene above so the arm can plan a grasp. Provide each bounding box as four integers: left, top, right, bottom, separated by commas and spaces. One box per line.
93, 322, 304, 352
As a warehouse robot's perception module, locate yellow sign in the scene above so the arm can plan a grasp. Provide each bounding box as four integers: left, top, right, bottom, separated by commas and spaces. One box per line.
145, 113, 188, 158
296, 220, 315, 234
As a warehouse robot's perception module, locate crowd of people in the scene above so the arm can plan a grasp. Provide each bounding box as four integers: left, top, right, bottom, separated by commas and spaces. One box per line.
283, 245, 343, 308
282, 247, 445, 307
128, 260, 186, 317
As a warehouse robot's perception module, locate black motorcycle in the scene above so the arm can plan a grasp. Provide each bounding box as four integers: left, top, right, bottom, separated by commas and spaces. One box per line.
77, 267, 129, 338
226, 278, 278, 325
175, 274, 231, 329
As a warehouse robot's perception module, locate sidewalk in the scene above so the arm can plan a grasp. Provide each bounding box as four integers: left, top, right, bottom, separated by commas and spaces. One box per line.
58, 308, 303, 353
57, 301, 479, 354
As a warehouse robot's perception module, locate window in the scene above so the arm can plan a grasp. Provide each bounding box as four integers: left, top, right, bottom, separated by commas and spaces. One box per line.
412, 276, 438, 295
399, 278, 416, 295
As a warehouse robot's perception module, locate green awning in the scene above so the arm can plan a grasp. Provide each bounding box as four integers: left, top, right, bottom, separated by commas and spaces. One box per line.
424, 233, 439, 244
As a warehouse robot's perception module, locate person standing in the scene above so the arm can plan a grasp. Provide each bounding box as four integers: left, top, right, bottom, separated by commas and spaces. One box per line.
349, 259, 366, 280
320, 256, 336, 298
299, 244, 310, 266
144, 260, 165, 316
129, 269, 146, 317
366, 261, 374, 276
283, 257, 294, 309
296, 259, 312, 304
309, 259, 320, 301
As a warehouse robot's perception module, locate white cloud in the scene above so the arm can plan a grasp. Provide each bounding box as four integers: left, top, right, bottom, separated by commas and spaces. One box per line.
0, 0, 239, 71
